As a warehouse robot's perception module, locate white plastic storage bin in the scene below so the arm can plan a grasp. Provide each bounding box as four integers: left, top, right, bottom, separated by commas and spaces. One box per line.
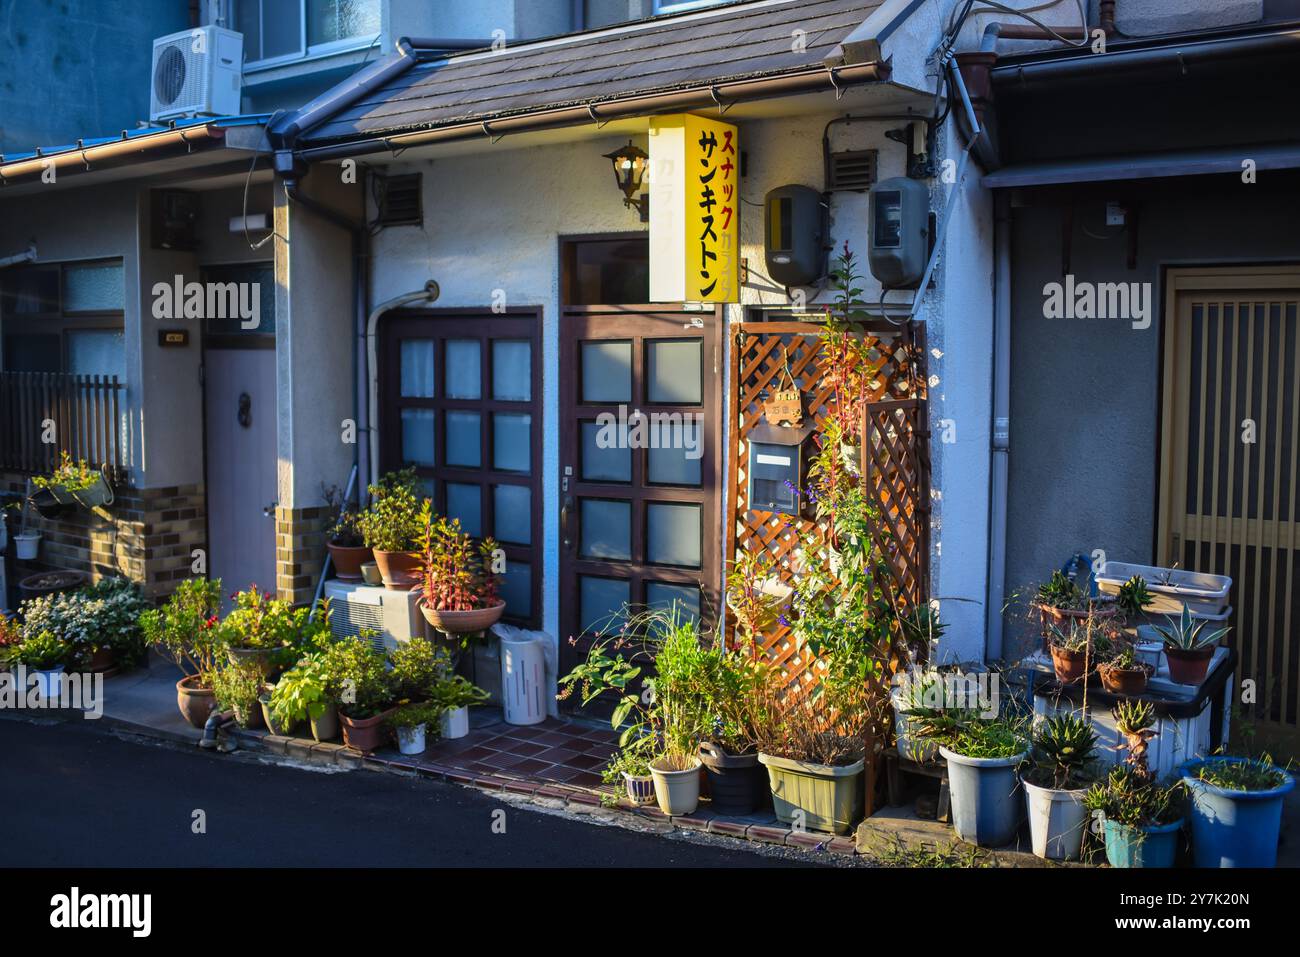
1096, 561, 1231, 617
500, 632, 547, 726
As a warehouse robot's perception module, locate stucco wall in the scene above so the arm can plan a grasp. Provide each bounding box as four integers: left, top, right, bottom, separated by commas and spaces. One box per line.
1004, 178, 1300, 652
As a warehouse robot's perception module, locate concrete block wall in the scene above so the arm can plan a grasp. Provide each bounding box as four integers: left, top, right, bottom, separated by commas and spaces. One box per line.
275, 505, 330, 606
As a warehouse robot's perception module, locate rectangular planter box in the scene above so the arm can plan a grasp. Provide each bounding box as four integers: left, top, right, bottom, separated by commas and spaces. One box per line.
1096, 560, 1231, 617
758, 752, 864, 835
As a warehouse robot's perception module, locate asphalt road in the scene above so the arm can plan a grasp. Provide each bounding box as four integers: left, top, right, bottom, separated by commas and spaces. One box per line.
0, 717, 814, 868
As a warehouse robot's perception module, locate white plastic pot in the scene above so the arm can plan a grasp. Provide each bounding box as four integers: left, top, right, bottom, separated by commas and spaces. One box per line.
33, 665, 65, 706
14, 532, 40, 561
1023, 777, 1091, 861
440, 705, 469, 740
649, 757, 702, 816
890, 685, 939, 763
396, 723, 427, 755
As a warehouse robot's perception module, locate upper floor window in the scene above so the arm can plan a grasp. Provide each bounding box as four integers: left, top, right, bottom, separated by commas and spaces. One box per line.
654, 0, 727, 13
1, 260, 126, 380
236, 0, 381, 67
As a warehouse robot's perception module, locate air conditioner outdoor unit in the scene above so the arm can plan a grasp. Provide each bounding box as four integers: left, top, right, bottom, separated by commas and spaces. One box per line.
150, 26, 243, 122
324, 581, 427, 653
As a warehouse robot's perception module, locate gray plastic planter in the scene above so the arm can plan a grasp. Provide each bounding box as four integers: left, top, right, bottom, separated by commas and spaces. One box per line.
940, 746, 1027, 847
1023, 777, 1090, 861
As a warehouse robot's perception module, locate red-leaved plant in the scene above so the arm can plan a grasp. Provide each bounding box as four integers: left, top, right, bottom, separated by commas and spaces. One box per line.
419, 504, 501, 612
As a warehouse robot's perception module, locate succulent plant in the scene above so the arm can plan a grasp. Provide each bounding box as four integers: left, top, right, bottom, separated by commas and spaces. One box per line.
1037, 570, 1084, 610
1115, 574, 1153, 620
1113, 699, 1157, 778
1150, 606, 1230, 651
1031, 713, 1099, 790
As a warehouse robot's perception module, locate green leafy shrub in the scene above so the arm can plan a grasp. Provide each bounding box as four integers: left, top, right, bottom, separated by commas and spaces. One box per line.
319, 634, 393, 719
141, 578, 224, 688
357, 468, 427, 552
212, 657, 264, 726
11, 632, 70, 670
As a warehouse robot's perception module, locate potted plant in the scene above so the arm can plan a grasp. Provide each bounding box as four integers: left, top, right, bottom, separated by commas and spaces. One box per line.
1032, 569, 1116, 649
21, 577, 150, 674
1115, 574, 1154, 623
17, 569, 89, 603
1085, 766, 1185, 868
603, 743, 657, 805
1150, 606, 1229, 685
430, 673, 489, 739
1098, 643, 1152, 695
10, 631, 70, 704
1179, 755, 1295, 867
322, 484, 372, 582
1047, 620, 1093, 684
14, 528, 40, 560
1022, 713, 1099, 861
357, 468, 427, 590
320, 633, 397, 752
891, 668, 954, 763
911, 708, 1030, 847
140, 578, 225, 728
268, 652, 336, 740
217, 586, 302, 677
385, 702, 443, 755
417, 508, 505, 635
211, 657, 265, 729
32, 452, 114, 511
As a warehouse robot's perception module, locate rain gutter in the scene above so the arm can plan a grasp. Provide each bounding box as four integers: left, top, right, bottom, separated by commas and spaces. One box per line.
0, 124, 226, 187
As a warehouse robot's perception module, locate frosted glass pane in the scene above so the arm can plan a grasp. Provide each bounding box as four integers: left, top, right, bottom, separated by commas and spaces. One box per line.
581, 340, 631, 403
647, 339, 701, 404
67, 330, 125, 380
445, 483, 481, 538
493, 413, 531, 472
64, 262, 124, 312
492, 340, 531, 401
500, 561, 532, 619
580, 576, 629, 635
308, 0, 381, 45
445, 411, 481, 467
400, 408, 435, 466
646, 582, 701, 627
647, 419, 702, 486
580, 499, 630, 560
647, 502, 701, 568
581, 421, 630, 482
445, 340, 481, 399
493, 485, 531, 545
400, 339, 435, 397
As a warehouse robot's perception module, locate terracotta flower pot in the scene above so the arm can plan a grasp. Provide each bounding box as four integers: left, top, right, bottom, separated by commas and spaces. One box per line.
176, 675, 217, 729
1099, 664, 1150, 695
1036, 602, 1116, 650
327, 543, 373, 582
1050, 644, 1090, 684
1165, 645, 1215, 685
339, 708, 395, 753
371, 549, 422, 590
419, 598, 505, 635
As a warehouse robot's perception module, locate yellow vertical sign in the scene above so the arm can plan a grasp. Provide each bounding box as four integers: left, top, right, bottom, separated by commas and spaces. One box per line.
648, 113, 740, 303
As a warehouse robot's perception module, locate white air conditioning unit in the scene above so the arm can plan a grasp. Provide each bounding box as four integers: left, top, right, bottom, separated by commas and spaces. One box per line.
150, 26, 243, 122
324, 581, 427, 653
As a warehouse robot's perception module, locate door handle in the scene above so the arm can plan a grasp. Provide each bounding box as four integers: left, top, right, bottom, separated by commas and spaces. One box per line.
561, 496, 573, 551
238, 392, 252, 428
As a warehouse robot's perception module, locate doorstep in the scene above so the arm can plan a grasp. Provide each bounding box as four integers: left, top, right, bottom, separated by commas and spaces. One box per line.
855, 804, 1086, 867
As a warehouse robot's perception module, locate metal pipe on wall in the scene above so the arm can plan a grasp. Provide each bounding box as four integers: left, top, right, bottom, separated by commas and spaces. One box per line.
986, 190, 1012, 662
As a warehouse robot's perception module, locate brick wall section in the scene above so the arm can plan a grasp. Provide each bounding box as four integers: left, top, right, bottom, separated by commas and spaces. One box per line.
276, 505, 329, 606
2, 471, 205, 599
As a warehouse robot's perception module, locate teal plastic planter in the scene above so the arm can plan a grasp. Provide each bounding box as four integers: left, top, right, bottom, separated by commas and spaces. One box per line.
1180, 758, 1295, 868
1102, 818, 1182, 868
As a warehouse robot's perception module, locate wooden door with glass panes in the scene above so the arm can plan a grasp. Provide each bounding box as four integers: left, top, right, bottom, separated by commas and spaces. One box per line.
558, 305, 723, 682
379, 309, 542, 627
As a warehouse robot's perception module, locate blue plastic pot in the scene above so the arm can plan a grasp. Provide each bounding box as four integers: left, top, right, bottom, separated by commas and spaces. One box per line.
940, 746, 1027, 847
1102, 817, 1182, 868
1180, 758, 1295, 868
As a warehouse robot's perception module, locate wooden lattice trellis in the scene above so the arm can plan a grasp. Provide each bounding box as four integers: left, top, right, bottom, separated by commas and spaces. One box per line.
726, 320, 930, 696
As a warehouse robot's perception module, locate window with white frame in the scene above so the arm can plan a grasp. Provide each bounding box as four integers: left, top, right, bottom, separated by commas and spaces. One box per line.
235, 0, 381, 67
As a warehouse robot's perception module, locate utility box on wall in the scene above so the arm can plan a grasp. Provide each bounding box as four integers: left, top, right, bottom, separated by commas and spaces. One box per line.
764, 185, 825, 287
868, 177, 929, 288
747, 421, 815, 515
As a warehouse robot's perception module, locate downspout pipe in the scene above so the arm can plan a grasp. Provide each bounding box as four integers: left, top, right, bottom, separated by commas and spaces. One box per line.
986, 191, 1011, 663
366, 282, 441, 488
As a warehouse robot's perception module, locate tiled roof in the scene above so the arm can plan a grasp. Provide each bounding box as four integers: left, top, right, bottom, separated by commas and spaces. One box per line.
303, 0, 886, 145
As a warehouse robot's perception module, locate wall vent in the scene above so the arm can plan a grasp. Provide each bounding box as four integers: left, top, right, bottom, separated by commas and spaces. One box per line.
827, 149, 878, 192
374, 173, 423, 227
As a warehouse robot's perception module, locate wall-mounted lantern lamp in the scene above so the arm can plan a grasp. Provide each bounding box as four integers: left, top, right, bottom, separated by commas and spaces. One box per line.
603, 140, 649, 222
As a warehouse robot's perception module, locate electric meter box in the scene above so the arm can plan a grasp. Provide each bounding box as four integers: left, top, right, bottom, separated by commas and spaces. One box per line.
868, 177, 929, 288
764, 185, 824, 287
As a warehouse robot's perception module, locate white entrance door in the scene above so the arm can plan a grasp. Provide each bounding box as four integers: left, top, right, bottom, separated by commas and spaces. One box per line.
204, 347, 278, 598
